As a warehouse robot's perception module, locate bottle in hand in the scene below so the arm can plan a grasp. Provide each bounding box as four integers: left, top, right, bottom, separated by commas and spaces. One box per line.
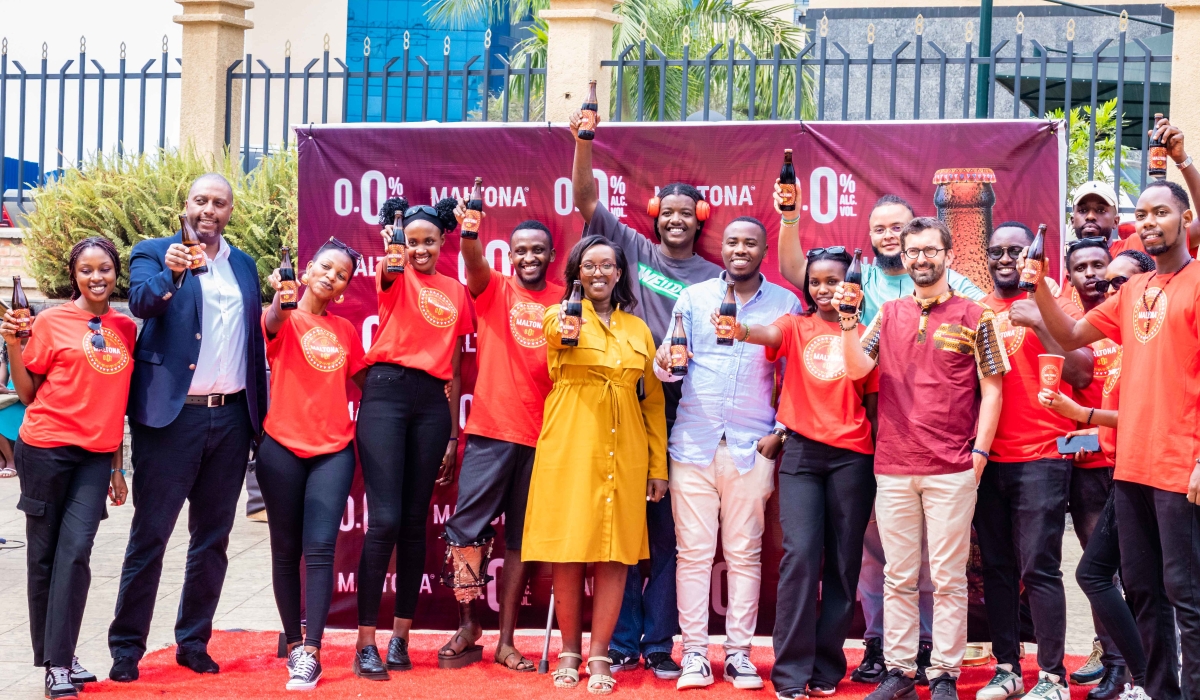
669, 311, 689, 376
462, 177, 484, 240
716, 282, 737, 346
578, 80, 599, 141
11, 276, 31, 338
839, 249, 864, 315
279, 246, 298, 310
179, 214, 209, 276
386, 210, 406, 274
1018, 224, 1047, 292
562, 280, 583, 346
779, 149, 798, 212
1148, 113, 1168, 180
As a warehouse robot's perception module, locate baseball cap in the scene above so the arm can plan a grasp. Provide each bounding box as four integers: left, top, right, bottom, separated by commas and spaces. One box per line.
1072, 180, 1118, 207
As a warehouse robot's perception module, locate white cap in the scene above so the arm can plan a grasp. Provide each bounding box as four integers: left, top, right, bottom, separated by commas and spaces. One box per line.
1072, 180, 1118, 207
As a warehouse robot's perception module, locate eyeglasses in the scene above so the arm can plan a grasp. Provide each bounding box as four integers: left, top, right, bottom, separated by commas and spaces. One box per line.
870, 224, 905, 236
1066, 236, 1108, 253
404, 205, 440, 219
581, 262, 617, 274
986, 245, 1026, 260
903, 246, 946, 260
1094, 275, 1128, 294
87, 316, 105, 350
806, 246, 847, 258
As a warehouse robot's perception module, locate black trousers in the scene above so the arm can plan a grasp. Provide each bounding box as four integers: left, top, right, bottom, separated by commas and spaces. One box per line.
1069, 465, 1125, 667
974, 459, 1070, 679
108, 400, 253, 660
355, 364, 451, 626
256, 435, 355, 649
17, 441, 112, 667
444, 435, 535, 551
771, 434, 875, 695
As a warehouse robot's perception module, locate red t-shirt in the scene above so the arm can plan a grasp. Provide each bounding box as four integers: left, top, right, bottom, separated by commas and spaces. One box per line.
364, 260, 475, 380
1110, 231, 1199, 258
766, 314, 878, 454
1099, 375, 1119, 463
19, 304, 137, 453
263, 309, 366, 458
984, 292, 1078, 462
1085, 263, 1200, 493
466, 271, 564, 447
1059, 292, 1119, 468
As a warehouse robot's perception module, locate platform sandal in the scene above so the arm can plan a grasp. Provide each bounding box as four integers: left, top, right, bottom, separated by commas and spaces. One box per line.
587, 656, 616, 695
554, 652, 582, 689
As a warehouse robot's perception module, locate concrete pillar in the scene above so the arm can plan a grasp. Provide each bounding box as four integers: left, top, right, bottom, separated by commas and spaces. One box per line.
173, 0, 254, 165
540, 0, 622, 123
1167, 0, 1199, 187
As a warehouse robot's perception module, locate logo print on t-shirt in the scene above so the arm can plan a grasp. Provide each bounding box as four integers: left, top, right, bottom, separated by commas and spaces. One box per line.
992, 309, 1026, 356
82, 328, 130, 375
1132, 288, 1167, 344
509, 301, 548, 349
1091, 338, 1121, 396
802, 334, 846, 381
419, 287, 458, 328
301, 326, 347, 372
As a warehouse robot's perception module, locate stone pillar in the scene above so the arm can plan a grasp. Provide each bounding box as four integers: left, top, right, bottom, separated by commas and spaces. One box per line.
1167, 0, 1199, 187
540, 0, 622, 123
173, 0, 255, 165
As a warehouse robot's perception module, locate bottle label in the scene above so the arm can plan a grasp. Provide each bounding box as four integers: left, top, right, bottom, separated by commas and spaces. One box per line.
779, 183, 797, 208
386, 243, 406, 270
462, 209, 481, 236
12, 308, 31, 332
580, 109, 597, 132
561, 315, 581, 341
279, 280, 298, 305
1149, 147, 1169, 173
669, 344, 688, 368
715, 315, 737, 340
840, 282, 861, 308
1020, 259, 1042, 285
188, 245, 206, 269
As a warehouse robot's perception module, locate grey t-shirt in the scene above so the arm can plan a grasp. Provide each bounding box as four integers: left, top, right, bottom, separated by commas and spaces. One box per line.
585, 202, 723, 343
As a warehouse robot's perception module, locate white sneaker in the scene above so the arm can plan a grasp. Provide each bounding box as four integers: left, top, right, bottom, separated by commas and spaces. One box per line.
677, 652, 714, 690
1119, 684, 1152, 700
286, 649, 321, 691
976, 663, 1024, 700
723, 651, 764, 690
1024, 672, 1069, 700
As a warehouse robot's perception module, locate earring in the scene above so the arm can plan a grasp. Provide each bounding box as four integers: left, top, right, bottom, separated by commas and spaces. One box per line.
300, 274, 310, 285
335, 295, 345, 304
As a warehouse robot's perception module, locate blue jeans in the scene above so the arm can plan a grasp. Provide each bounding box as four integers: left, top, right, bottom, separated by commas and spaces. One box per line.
612, 492, 680, 657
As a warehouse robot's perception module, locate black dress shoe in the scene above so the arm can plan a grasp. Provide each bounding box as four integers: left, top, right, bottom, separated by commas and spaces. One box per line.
45, 666, 78, 699
176, 650, 220, 674
353, 645, 390, 680
1087, 665, 1130, 700
108, 656, 139, 683
387, 637, 412, 671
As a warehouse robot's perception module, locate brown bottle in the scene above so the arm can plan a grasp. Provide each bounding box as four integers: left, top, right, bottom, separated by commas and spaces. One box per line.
716, 282, 737, 346
578, 80, 598, 141
1018, 224, 1047, 292
179, 214, 209, 276
1148, 113, 1168, 180
669, 311, 689, 376
461, 177, 483, 240
11, 276, 31, 338
779, 149, 798, 212
561, 280, 583, 346
386, 209, 406, 274
278, 246, 298, 310
839, 249, 864, 315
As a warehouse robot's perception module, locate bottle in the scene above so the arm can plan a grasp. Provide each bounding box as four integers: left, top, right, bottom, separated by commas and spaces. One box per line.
779, 149, 798, 212
578, 80, 599, 141
669, 312, 689, 376
179, 214, 209, 276
11, 276, 31, 339
386, 209, 406, 274
561, 280, 583, 346
716, 282, 737, 346
1018, 224, 1047, 292
933, 168, 997, 293
1148, 113, 1168, 180
461, 177, 484, 240
839, 249, 864, 315
278, 246, 298, 310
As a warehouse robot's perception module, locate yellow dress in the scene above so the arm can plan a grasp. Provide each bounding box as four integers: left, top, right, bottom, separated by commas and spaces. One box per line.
521, 299, 668, 564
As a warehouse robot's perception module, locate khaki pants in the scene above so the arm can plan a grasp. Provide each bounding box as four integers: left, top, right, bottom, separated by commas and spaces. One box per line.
875, 470, 977, 679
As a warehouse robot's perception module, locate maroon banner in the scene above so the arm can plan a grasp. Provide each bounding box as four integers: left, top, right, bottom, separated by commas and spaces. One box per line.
295, 120, 1064, 633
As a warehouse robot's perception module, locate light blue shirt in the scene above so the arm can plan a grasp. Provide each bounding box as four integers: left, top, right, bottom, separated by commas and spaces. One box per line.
860, 263, 986, 325
658, 273, 801, 473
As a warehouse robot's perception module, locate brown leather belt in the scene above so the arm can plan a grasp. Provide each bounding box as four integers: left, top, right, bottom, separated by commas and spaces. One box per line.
184, 390, 245, 407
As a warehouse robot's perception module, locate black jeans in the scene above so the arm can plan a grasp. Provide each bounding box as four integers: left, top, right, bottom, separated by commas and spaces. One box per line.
974, 459, 1070, 679
1076, 489, 1147, 685
1114, 481, 1199, 700
17, 441, 112, 667
256, 435, 355, 649
109, 400, 253, 660
1069, 465, 1125, 667
771, 434, 875, 695
355, 364, 451, 626
444, 435, 535, 551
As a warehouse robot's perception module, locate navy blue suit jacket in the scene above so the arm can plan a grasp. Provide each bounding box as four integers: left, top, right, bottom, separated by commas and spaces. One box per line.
126, 232, 268, 431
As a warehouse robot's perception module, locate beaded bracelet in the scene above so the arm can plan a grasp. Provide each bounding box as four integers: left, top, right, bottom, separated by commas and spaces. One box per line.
780, 214, 800, 226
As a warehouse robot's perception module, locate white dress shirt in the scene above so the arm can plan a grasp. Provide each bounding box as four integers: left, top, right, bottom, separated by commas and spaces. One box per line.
187, 237, 247, 395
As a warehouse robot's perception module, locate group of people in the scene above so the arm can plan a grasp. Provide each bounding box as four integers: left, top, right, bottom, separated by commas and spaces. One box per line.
11, 107, 1200, 700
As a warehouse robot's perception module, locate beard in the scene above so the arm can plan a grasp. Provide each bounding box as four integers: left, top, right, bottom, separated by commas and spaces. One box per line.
908, 260, 946, 287
992, 274, 1021, 292
725, 260, 761, 284
1145, 241, 1170, 256
873, 246, 904, 272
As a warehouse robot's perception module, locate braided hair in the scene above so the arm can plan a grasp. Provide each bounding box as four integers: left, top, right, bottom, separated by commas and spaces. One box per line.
68, 236, 121, 300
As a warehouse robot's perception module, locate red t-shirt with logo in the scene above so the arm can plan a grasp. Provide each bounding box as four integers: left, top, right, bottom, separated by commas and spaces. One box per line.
1058, 291, 1120, 468
766, 314, 878, 454
263, 309, 366, 458
466, 271, 564, 447
364, 260, 475, 380
19, 304, 137, 453
1085, 263, 1200, 493
984, 292, 1078, 462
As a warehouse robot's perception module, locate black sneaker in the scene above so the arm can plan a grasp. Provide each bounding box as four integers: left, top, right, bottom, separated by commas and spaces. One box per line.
68, 657, 96, 686
353, 645, 390, 681
609, 650, 639, 673
915, 640, 933, 685
386, 637, 412, 671
176, 649, 219, 674
45, 666, 78, 699
929, 674, 958, 700
646, 651, 682, 680
865, 668, 918, 700
286, 649, 323, 691
108, 656, 139, 683
852, 638, 886, 684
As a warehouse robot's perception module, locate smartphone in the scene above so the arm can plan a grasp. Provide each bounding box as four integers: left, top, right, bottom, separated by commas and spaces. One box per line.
1057, 434, 1100, 455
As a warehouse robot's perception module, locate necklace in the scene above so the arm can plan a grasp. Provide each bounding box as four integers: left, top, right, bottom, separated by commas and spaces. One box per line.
1139, 258, 1192, 336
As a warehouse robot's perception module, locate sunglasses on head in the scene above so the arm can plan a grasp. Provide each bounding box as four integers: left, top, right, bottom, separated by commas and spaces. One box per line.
806, 246, 847, 258
87, 316, 105, 350
1066, 236, 1108, 253
1094, 276, 1128, 294
404, 205, 440, 219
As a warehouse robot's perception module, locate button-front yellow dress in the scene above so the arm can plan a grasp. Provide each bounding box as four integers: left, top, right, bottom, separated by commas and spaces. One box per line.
522, 299, 668, 565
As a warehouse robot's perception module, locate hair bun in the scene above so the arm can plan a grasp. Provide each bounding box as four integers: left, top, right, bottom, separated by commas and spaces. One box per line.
434, 198, 459, 234
379, 197, 409, 226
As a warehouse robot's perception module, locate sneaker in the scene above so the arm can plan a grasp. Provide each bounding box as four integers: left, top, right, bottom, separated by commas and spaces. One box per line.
352, 645, 389, 681
1088, 666, 1131, 700
1071, 640, 1106, 685
865, 669, 918, 700
976, 664, 1024, 700
286, 649, 322, 691
809, 681, 837, 696
1118, 684, 1151, 700
45, 666, 78, 699
851, 638, 886, 684
724, 652, 764, 690
930, 675, 959, 700
777, 692, 808, 700
647, 651, 683, 680
1025, 672, 1070, 700
108, 656, 139, 683
962, 643, 992, 667
677, 652, 714, 690
68, 657, 96, 686
915, 641, 933, 685
609, 650, 639, 674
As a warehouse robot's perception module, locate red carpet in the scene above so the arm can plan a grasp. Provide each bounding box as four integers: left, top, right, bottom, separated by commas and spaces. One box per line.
85, 631, 1095, 698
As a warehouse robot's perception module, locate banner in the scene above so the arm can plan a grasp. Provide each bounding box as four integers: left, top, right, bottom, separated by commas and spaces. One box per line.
295, 119, 1064, 633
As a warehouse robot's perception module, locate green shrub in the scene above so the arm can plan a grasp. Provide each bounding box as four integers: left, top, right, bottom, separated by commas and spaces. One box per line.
24, 147, 297, 299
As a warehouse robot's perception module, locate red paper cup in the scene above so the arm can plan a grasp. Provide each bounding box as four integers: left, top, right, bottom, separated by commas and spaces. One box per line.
1038, 354, 1065, 393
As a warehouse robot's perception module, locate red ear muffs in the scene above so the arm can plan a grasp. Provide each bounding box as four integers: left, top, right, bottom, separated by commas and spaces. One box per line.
648, 196, 710, 221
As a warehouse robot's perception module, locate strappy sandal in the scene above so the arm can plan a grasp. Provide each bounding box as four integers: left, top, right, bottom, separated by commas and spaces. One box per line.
437, 630, 483, 669
495, 645, 536, 673
586, 656, 616, 695
553, 652, 582, 688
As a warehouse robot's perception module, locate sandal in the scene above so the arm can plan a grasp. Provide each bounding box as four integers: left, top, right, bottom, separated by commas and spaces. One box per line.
0, 466, 14, 478
495, 645, 536, 673
438, 629, 483, 669
586, 656, 616, 695
553, 652, 582, 689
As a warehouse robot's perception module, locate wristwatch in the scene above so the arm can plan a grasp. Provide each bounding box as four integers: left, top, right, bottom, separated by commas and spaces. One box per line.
771, 427, 789, 443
